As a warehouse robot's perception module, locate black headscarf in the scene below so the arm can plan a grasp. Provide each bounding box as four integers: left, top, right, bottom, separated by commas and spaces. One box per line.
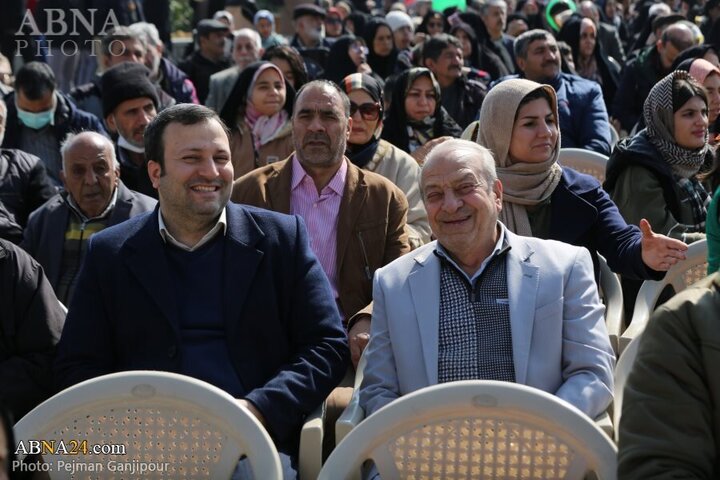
345, 11, 370, 38
557, 14, 619, 106
457, 11, 510, 80
341, 73, 385, 167
381, 68, 462, 154
450, 22, 482, 71
325, 35, 362, 85
363, 18, 400, 79
219, 61, 295, 129
417, 10, 449, 35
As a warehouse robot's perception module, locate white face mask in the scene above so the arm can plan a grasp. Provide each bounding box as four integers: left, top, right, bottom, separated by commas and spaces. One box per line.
118, 133, 145, 154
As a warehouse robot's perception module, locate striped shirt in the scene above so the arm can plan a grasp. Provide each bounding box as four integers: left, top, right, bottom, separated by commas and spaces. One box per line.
290, 155, 347, 299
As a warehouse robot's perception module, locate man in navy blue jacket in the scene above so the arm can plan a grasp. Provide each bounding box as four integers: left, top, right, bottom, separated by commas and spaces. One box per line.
494, 29, 612, 155
54, 104, 349, 476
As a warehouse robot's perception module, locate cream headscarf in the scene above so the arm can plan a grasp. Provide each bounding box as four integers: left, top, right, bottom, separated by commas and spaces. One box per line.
462, 78, 563, 236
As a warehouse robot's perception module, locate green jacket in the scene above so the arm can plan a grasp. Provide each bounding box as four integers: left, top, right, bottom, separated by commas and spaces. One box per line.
707, 187, 720, 274
618, 273, 720, 478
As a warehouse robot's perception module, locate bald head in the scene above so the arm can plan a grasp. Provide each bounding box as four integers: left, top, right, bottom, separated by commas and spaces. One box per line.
579, 1, 599, 23
422, 139, 497, 195
60, 131, 120, 218
658, 23, 695, 68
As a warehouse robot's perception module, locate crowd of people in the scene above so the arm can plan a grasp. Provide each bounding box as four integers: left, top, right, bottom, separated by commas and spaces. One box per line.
2, 0, 720, 477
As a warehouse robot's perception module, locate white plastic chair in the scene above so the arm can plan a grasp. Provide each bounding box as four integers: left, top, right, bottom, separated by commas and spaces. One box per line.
558, 148, 609, 183
14, 371, 282, 479
612, 334, 642, 444
598, 255, 624, 356
322, 380, 617, 480
335, 352, 367, 445
619, 239, 708, 353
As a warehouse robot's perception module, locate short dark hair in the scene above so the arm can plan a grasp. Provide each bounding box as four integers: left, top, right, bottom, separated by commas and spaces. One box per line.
293, 79, 351, 117
514, 29, 554, 59
144, 104, 230, 171
673, 75, 708, 112
422, 34, 463, 62
14, 61, 56, 100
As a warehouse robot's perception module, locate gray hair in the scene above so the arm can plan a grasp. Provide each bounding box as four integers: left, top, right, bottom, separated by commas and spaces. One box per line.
422, 139, 498, 193
234, 28, 262, 51
101, 26, 147, 57
514, 29, 554, 59
128, 22, 162, 48
61, 132, 119, 171
479, 0, 507, 16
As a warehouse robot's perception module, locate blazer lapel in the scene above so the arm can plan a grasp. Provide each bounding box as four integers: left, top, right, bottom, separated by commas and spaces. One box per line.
266, 160, 292, 214
408, 245, 441, 385
505, 231, 539, 385
121, 208, 180, 334
336, 161, 367, 269
223, 205, 265, 338
108, 184, 133, 227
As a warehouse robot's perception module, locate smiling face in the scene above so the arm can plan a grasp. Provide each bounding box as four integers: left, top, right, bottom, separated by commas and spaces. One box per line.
422, 153, 503, 256
148, 119, 233, 225
508, 97, 558, 164
404, 75, 437, 122
673, 95, 708, 149
249, 67, 286, 117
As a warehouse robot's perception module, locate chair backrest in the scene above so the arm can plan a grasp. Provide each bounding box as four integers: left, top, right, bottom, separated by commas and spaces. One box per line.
598, 255, 623, 356
558, 148, 610, 183
321, 381, 617, 480
620, 239, 708, 353
612, 334, 642, 444
14, 371, 282, 479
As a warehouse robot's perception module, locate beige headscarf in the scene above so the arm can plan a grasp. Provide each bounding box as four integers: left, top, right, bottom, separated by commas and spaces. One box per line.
462, 78, 563, 236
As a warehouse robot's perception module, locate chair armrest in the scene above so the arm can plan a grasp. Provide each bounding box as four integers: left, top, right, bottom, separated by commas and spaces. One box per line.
299, 403, 325, 480
594, 411, 613, 441
335, 351, 367, 445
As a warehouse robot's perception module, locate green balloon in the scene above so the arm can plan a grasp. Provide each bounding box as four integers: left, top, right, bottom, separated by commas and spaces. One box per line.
432, 0, 466, 12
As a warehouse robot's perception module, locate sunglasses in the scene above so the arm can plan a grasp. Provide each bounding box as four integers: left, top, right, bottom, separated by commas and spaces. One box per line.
350, 101, 381, 120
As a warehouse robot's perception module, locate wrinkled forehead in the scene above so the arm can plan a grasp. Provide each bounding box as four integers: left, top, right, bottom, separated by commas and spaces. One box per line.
296, 86, 344, 112
422, 162, 482, 189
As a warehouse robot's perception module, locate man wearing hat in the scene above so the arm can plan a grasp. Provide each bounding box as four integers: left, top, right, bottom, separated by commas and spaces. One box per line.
102, 63, 160, 199
21, 130, 156, 305
179, 19, 233, 104
291, 3, 332, 79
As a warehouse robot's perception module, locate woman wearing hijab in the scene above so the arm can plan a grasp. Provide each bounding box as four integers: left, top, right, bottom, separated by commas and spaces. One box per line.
417, 10, 449, 38
463, 78, 686, 285
341, 73, 431, 247
362, 18, 400, 80
253, 10, 287, 50
606, 71, 710, 244
220, 61, 295, 178
676, 58, 720, 142
262, 45, 309, 91
382, 68, 462, 164
558, 14, 620, 109
324, 35, 377, 85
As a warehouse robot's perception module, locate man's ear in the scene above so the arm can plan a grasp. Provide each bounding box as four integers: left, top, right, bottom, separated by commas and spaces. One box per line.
147, 160, 162, 189
105, 114, 117, 134
423, 57, 435, 70
60, 170, 67, 190
493, 178, 503, 209
515, 56, 526, 73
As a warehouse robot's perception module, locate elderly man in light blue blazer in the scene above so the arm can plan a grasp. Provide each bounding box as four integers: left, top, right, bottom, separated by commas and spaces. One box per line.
359, 139, 615, 420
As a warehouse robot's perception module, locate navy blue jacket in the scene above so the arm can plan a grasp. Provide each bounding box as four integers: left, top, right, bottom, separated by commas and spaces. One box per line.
493, 73, 612, 155
54, 203, 349, 452
159, 57, 199, 104
2, 92, 107, 150
549, 167, 661, 281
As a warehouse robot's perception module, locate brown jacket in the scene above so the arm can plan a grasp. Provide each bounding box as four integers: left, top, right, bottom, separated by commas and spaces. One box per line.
230, 120, 295, 179
231, 157, 411, 325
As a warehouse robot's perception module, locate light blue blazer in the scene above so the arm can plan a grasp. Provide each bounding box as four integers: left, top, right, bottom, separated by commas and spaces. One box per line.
359, 228, 615, 419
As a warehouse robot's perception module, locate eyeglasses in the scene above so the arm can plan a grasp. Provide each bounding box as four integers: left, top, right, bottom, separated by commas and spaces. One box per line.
350, 44, 369, 55
326, 17, 342, 24
350, 101, 381, 120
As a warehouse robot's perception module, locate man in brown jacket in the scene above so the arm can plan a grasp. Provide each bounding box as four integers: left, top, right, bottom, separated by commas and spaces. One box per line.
232, 80, 411, 367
